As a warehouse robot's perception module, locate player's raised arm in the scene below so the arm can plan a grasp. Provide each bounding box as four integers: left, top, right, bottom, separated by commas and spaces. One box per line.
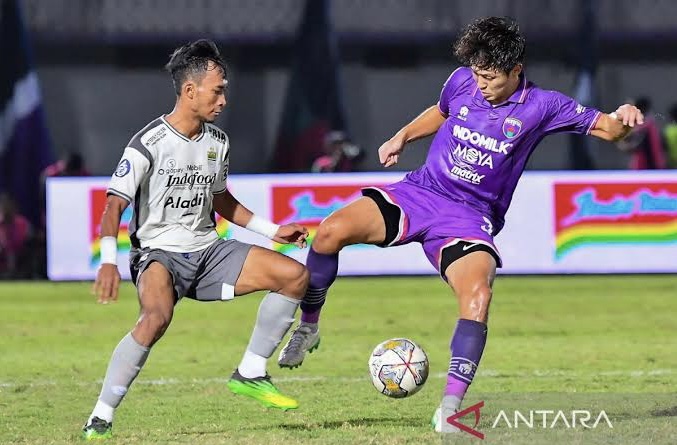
590, 104, 644, 142
379, 105, 447, 167
379, 67, 470, 167
211, 145, 307, 247
212, 190, 308, 248
540, 91, 643, 144
400, 105, 449, 143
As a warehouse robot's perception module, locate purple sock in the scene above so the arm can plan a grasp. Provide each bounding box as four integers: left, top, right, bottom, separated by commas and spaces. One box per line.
300, 248, 338, 323
445, 319, 488, 399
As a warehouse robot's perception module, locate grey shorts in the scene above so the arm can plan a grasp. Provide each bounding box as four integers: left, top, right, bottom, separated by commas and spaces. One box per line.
129, 239, 252, 302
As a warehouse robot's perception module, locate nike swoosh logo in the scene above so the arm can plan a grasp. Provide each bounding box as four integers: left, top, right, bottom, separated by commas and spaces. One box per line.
462, 243, 480, 251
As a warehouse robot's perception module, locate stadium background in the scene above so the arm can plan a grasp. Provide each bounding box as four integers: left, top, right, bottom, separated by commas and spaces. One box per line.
1, 1, 676, 444
20, 0, 677, 173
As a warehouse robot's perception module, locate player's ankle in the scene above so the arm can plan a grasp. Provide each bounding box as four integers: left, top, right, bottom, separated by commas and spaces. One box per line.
441, 394, 463, 410
89, 399, 115, 424
237, 350, 267, 378
299, 321, 319, 332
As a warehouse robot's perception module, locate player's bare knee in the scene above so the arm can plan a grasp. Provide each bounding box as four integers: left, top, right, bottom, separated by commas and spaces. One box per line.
280, 263, 309, 299
313, 219, 346, 254
137, 308, 173, 343
459, 285, 492, 322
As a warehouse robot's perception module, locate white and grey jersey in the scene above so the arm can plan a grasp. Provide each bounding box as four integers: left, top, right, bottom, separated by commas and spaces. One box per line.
107, 116, 230, 253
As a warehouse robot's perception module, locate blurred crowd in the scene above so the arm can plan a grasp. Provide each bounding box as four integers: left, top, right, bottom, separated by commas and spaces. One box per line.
617, 97, 677, 170
0, 153, 90, 279
311, 131, 364, 173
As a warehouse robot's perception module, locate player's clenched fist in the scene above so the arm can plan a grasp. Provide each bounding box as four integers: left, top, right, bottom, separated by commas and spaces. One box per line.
378, 135, 406, 168
273, 223, 309, 248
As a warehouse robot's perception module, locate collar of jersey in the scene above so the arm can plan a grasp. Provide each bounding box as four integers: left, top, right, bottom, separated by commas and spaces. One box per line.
161, 115, 206, 142
471, 72, 529, 108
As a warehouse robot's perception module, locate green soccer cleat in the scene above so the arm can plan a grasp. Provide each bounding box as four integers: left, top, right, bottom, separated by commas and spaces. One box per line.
82, 417, 112, 440
227, 369, 299, 411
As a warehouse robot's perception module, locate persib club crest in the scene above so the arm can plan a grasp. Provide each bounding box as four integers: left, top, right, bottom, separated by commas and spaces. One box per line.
502, 117, 522, 138
207, 147, 217, 162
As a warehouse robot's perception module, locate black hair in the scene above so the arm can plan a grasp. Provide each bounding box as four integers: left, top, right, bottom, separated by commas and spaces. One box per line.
633, 97, 651, 114
669, 104, 677, 122
65, 152, 84, 171
165, 39, 226, 95
453, 17, 525, 73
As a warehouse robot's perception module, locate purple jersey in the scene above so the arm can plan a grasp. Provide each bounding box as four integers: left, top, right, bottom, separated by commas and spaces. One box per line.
405, 67, 601, 233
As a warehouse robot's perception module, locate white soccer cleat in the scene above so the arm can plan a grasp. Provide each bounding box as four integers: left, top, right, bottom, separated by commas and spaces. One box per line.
431, 397, 461, 433
278, 324, 320, 369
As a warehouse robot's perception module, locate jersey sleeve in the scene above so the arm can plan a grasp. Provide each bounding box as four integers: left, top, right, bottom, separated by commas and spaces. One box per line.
541, 91, 602, 135
107, 147, 151, 203
438, 67, 469, 116
212, 139, 230, 194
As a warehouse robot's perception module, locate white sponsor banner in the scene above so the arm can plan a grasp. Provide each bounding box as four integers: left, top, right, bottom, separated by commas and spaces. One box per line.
46, 171, 677, 280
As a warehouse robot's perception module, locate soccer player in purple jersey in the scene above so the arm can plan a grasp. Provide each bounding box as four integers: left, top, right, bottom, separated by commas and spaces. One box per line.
278, 17, 643, 432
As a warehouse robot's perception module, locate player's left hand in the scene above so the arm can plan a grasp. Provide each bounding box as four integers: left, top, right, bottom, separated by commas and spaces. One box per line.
273, 223, 309, 248
613, 104, 644, 127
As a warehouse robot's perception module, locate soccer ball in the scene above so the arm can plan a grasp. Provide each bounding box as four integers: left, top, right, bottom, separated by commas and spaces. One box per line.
368, 338, 429, 398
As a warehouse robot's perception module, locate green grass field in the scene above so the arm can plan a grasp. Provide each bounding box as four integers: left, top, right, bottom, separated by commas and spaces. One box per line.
1, 276, 676, 444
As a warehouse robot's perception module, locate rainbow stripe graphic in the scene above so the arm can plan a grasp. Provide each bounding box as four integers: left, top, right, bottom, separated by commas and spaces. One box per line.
215, 217, 232, 239
271, 185, 372, 254
90, 205, 132, 267
554, 182, 677, 260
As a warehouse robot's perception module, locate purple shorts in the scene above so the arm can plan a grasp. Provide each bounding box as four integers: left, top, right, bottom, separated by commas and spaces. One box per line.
362, 180, 502, 275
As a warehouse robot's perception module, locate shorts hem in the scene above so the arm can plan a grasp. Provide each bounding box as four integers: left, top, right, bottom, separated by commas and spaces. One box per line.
361, 186, 408, 247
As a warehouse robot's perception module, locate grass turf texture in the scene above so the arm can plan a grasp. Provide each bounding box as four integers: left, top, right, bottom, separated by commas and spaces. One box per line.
1, 276, 675, 444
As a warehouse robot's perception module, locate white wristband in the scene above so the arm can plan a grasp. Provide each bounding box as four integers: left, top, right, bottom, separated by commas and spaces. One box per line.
246, 215, 280, 239
100, 236, 118, 265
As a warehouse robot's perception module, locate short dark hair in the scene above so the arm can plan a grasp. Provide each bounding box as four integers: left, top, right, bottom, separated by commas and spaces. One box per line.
633, 97, 651, 114
165, 39, 226, 95
669, 104, 677, 122
65, 152, 84, 171
453, 17, 525, 73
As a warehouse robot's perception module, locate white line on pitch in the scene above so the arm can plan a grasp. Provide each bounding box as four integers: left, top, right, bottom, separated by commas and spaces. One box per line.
0, 368, 673, 389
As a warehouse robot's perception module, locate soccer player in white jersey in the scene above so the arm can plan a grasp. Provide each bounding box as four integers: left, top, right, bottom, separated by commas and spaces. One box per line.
82, 40, 310, 440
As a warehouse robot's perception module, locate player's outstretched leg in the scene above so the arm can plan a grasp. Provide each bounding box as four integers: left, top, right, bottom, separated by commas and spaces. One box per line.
276, 247, 334, 368
432, 251, 495, 433
278, 197, 387, 369
83, 262, 174, 440
227, 247, 308, 410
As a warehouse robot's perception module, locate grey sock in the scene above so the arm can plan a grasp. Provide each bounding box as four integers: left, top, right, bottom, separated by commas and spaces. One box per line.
98, 332, 150, 408
247, 292, 300, 358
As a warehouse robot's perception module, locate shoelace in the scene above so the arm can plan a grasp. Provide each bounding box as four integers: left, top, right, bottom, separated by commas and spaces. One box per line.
287, 326, 313, 351
242, 373, 271, 383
